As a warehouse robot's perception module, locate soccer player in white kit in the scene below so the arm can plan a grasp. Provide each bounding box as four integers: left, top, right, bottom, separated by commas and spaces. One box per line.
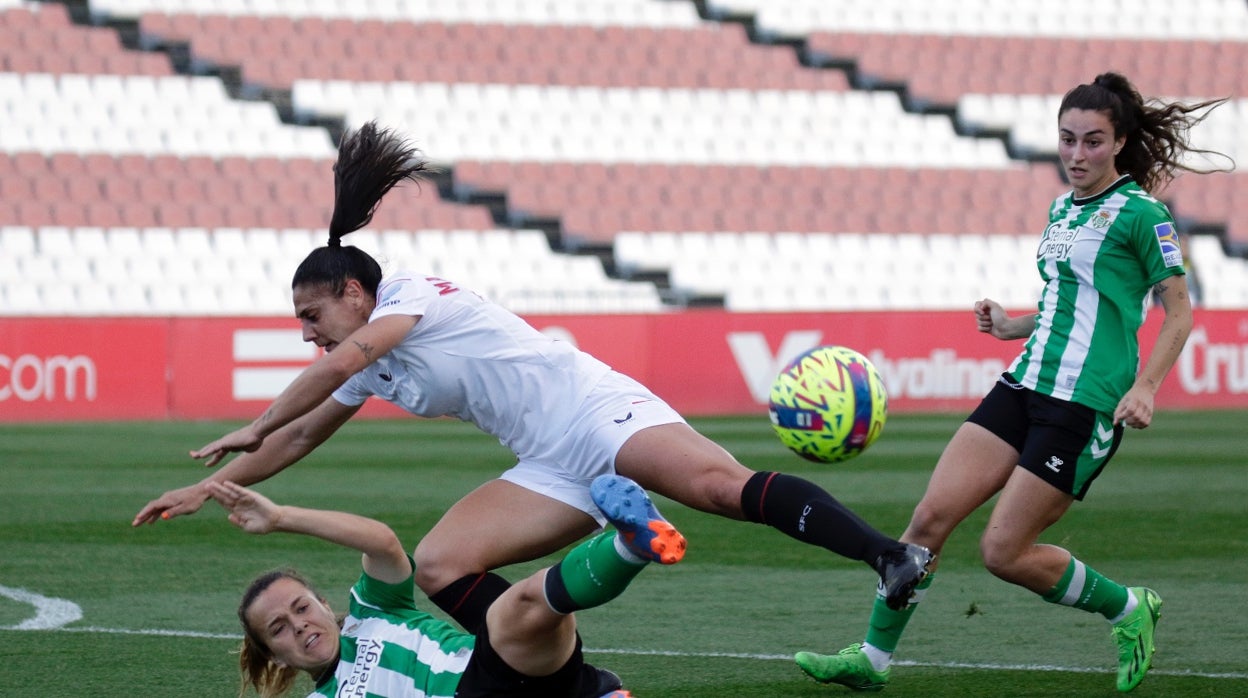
133, 122, 932, 643
795, 73, 1230, 694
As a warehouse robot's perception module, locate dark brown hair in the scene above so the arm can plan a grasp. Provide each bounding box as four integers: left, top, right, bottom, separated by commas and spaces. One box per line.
1059, 72, 1232, 193
291, 121, 432, 297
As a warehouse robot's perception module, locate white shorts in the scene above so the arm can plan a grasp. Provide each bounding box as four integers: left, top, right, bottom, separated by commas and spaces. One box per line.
498, 371, 685, 527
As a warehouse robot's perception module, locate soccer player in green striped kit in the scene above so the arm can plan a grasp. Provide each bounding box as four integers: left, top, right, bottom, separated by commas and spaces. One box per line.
796, 73, 1230, 693
214, 474, 681, 697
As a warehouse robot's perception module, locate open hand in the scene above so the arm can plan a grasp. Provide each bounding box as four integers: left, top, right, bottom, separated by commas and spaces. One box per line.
206, 480, 282, 534
190, 426, 264, 467
131, 483, 209, 526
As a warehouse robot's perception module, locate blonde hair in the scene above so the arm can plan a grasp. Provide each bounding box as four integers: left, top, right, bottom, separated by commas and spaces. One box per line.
236, 570, 314, 698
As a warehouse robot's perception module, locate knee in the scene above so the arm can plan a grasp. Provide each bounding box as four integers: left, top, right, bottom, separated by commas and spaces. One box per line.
412, 538, 478, 596
978, 532, 1023, 583
485, 576, 575, 677
491, 575, 568, 640
507, 574, 558, 626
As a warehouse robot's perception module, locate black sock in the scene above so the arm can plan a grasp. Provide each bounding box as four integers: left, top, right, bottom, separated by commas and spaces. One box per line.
428, 572, 511, 632
740, 471, 898, 564
543, 563, 577, 615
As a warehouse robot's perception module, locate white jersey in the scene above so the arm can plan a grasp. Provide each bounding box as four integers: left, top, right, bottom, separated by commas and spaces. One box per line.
332, 273, 613, 460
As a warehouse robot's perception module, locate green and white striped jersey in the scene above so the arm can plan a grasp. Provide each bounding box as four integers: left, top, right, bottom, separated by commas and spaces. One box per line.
311, 569, 474, 698
1008, 176, 1185, 413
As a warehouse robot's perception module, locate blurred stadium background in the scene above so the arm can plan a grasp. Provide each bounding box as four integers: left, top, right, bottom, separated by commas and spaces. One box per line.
2, 0, 1247, 319
3, 6, 1247, 694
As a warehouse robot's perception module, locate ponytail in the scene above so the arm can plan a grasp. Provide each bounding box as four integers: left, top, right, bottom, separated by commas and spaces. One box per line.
326, 121, 432, 245
237, 636, 299, 698
293, 122, 433, 296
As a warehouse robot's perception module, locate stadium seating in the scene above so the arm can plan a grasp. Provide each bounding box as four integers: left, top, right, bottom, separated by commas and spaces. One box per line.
0, 0, 1244, 315
707, 0, 1248, 39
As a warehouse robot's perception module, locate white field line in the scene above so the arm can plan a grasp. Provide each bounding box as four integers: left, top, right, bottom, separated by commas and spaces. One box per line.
0, 585, 82, 630
4, 586, 1245, 681
38, 626, 1248, 681
589, 648, 1248, 680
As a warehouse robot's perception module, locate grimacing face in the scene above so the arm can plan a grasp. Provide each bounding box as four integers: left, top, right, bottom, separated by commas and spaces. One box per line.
292, 281, 372, 353
1058, 108, 1126, 198
244, 576, 340, 674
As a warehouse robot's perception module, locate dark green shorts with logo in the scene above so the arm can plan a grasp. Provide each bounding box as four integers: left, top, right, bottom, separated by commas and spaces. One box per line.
967, 373, 1124, 500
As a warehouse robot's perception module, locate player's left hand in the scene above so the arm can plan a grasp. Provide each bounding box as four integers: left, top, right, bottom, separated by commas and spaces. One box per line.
207, 480, 281, 534
1113, 387, 1154, 429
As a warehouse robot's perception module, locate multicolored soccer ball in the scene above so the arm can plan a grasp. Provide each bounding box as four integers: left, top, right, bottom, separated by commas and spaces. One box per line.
768, 345, 888, 463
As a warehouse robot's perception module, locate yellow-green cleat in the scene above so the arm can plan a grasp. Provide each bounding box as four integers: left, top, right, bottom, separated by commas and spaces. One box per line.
1112, 587, 1162, 692
795, 643, 889, 691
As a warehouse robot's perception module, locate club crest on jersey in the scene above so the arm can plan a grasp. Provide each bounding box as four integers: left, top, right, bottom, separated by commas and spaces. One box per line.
1087, 210, 1113, 229
1154, 222, 1183, 267
377, 283, 403, 309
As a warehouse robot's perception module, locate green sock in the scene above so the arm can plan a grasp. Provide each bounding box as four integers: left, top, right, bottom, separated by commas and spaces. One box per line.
1041, 557, 1130, 620
863, 573, 935, 654
543, 531, 647, 614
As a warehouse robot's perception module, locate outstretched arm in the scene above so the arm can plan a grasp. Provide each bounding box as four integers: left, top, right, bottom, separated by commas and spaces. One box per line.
131, 397, 360, 526
207, 480, 411, 584
190, 314, 417, 467
1114, 276, 1193, 429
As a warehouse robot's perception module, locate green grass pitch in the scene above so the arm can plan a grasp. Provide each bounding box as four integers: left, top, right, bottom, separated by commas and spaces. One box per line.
2, 411, 1246, 696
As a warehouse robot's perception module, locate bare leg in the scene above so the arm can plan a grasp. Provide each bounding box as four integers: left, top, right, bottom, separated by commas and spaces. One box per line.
413, 479, 598, 597
619, 422, 920, 599
484, 573, 578, 677
485, 475, 680, 680
614, 422, 753, 517
902, 422, 1020, 565
794, 422, 1024, 684
979, 467, 1075, 593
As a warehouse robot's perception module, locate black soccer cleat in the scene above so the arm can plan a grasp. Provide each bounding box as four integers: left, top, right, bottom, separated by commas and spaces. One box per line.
874, 543, 933, 611
575, 665, 623, 698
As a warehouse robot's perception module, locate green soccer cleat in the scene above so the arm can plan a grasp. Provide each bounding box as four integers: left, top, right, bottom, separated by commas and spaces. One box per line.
795, 643, 890, 691
1112, 587, 1163, 692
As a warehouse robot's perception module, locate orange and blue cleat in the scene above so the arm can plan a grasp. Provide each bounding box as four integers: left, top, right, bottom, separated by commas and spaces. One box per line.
591, 474, 686, 565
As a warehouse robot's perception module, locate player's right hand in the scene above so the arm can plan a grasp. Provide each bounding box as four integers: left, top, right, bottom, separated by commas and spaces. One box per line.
973, 298, 1010, 338
131, 484, 209, 527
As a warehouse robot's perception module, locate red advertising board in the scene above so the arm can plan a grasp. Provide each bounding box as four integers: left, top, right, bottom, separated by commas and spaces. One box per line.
0, 317, 169, 420
1, 309, 1245, 422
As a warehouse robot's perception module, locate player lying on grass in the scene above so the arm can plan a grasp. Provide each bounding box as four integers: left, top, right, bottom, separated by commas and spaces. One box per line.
134, 121, 931, 640
213, 474, 680, 698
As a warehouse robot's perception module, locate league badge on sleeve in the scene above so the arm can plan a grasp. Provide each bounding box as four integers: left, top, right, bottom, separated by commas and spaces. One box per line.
1154, 222, 1183, 267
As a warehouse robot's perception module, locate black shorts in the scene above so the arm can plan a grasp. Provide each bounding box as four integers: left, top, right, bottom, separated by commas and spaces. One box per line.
455, 625, 596, 698
967, 374, 1124, 500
